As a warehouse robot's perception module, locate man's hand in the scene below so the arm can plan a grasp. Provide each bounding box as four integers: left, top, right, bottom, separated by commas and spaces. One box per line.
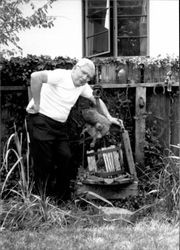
108, 116, 123, 127
27, 103, 40, 114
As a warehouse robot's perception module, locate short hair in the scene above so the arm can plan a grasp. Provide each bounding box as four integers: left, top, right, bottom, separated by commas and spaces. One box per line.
76, 58, 95, 77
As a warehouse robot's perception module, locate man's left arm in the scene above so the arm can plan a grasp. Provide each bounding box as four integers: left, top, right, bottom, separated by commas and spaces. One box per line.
89, 96, 123, 126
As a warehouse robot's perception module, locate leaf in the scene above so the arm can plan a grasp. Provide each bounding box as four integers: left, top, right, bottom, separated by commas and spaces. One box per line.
146, 190, 158, 195
0, 0, 56, 50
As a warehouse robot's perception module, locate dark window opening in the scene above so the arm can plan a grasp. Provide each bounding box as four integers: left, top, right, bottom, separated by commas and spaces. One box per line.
83, 0, 148, 57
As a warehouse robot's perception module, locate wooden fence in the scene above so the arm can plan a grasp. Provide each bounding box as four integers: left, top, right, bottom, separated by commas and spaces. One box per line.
94, 61, 180, 163
1, 62, 179, 164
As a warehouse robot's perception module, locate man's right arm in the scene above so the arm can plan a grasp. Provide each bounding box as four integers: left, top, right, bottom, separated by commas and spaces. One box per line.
30, 71, 48, 112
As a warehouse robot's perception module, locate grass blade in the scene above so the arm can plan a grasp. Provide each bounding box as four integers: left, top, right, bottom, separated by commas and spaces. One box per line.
83, 191, 114, 207
0, 157, 23, 196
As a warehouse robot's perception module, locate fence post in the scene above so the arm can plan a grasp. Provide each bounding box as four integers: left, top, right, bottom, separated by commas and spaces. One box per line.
135, 86, 146, 165
0, 54, 3, 155
171, 91, 180, 156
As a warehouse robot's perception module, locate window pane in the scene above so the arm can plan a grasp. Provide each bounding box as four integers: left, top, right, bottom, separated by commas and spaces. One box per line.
86, 0, 110, 56
117, 0, 148, 56
87, 13, 109, 37
87, 0, 109, 37
88, 0, 108, 8
87, 32, 109, 55
117, 0, 147, 15
118, 17, 147, 37
118, 37, 147, 56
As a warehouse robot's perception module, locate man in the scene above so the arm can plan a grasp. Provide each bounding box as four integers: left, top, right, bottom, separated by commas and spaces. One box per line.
26, 58, 120, 201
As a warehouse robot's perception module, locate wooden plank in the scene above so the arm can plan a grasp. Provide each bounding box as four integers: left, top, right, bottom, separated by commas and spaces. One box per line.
0, 82, 179, 91
75, 181, 138, 199
112, 150, 121, 171
101, 64, 117, 83
0, 86, 27, 91
146, 92, 170, 148
122, 129, 137, 180
87, 150, 97, 172
28, 86, 32, 101
170, 92, 180, 156
135, 87, 146, 164
98, 82, 179, 89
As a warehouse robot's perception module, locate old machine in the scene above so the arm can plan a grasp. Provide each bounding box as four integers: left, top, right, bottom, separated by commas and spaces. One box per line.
75, 85, 138, 199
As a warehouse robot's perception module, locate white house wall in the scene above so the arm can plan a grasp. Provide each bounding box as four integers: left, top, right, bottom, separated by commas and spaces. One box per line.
149, 0, 179, 57
17, 0, 179, 58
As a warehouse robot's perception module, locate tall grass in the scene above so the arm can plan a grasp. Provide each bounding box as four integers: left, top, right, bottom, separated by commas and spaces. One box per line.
0, 123, 119, 230
0, 122, 179, 231
0, 122, 74, 230
1, 121, 31, 200
138, 143, 180, 220
159, 147, 180, 217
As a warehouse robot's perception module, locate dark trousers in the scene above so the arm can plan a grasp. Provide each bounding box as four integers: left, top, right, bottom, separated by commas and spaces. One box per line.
26, 113, 72, 200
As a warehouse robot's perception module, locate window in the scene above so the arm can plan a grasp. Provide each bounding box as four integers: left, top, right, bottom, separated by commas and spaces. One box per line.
84, 0, 110, 56
83, 0, 148, 57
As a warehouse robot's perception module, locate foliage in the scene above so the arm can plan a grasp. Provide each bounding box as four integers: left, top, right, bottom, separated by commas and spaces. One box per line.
1, 55, 77, 86
0, 121, 32, 199
135, 130, 180, 219
1, 91, 28, 142
0, 124, 130, 230
93, 55, 179, 84
0, 122, 73, 230
1, 54, 179, 87
0, 0, 57, 55
93, 55, 179, 69
0, 123, 134, 230
102, 88, 135, 146
0, 196, 70, 230
0, 122, 179, 231
158, 149, 180, 216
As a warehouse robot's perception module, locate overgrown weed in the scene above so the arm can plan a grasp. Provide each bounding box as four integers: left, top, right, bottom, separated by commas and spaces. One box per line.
0, 123, 111, 231
136, 129, 180, 221
0, 124, 179, 231
0, 122, 73, 230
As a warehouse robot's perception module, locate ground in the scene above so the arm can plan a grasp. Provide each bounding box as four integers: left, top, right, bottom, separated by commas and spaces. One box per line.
0, 218, 179, 250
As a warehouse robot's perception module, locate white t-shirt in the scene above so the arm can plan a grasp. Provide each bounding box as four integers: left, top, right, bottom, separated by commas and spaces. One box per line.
26, 69, 93, 122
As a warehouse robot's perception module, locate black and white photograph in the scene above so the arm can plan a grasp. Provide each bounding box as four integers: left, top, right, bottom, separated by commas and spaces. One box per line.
0, 0, 179, 249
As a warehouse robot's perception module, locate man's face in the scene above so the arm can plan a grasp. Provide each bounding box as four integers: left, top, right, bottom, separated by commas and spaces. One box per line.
72, 65, 93, 87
